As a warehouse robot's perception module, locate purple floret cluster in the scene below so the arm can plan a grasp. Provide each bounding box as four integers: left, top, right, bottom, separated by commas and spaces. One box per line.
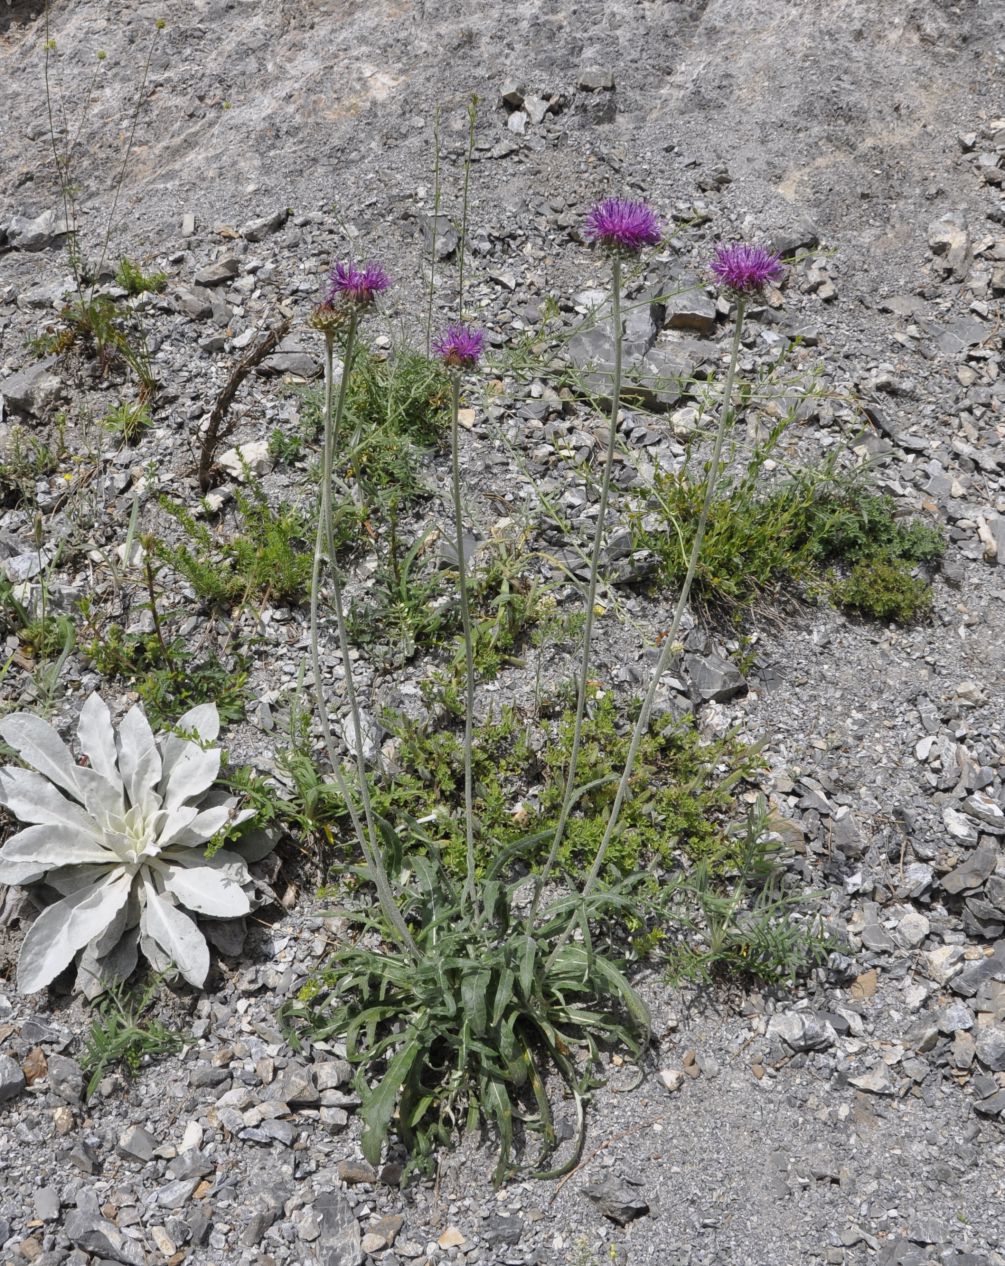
709, 242, 785, 295
433, 323, 484, 369
583, 197, 662, 255
324, 260, 391, 308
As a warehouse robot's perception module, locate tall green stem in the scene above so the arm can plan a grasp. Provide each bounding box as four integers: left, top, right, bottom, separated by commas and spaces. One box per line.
457, 95, 478, 319
450, 375, 479, 909
311, 319, 418, 958
559, 297, 748, 933
527, 255, 624, 927
425, 106, 441, 356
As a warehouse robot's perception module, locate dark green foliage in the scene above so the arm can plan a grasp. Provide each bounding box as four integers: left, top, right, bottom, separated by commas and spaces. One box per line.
282, 830, 650, 1185
829, 559, 933, 623
100, 400, 152, 444
85, 626, 247, 729
33, 293, 156, 396
81, 977, 183, 1099
115, 257, 167, 296
369, 695, 762, 882
156, 484, 331, 609
635, 440, 944, 624
294, 346, 451, 503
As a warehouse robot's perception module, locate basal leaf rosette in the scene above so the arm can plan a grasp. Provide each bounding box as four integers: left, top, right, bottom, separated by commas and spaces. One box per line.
0, 694, 261, 993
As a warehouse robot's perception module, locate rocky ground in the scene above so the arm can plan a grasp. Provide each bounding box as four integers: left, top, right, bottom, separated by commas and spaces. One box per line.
1, 1, 1005, 1264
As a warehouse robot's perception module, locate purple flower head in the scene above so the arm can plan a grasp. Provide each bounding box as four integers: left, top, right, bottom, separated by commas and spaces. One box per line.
324, 260, 391, 308
709, 242, 785, 296
584, 198, 662, 255
433, 323, 484, 370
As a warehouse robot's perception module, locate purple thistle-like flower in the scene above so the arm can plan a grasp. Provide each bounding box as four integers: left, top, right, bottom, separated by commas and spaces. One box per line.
433, 323, 484, 369
584, 197, 662, 255
709, 242, 785, 296
324, 260, 391, 308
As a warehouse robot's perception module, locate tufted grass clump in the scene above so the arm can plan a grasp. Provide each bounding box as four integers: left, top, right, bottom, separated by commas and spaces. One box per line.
282, 829, 649, 1187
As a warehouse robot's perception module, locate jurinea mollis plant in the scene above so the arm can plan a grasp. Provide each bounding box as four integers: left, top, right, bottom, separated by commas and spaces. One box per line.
0, 694, 263, 993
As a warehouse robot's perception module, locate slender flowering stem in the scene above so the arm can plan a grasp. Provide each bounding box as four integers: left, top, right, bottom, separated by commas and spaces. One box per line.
548, 297, 749, 965
311, 319, 417, 958
425, 104, 441, 356
528, 254, 624, 927
457, 94, 478, 318
449, 373, 479, 909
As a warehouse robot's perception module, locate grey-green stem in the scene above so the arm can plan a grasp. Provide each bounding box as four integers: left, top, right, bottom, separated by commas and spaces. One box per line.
311, 319, 418, 958
527, 254, 624, 927
547, 296, 748, 965
449, 374, 479, 909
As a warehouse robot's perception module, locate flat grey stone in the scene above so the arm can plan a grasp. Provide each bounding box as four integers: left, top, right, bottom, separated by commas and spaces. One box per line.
264, 1063, 319, 1107
7, 208, 69, 250
0, 356, 61, 417
315, 1190, 363, 1266
64, 1209, 144, 1265
684, 652, 747, 703
194, 257, 239, 286
582, 1176, 650, 1225
941, 844, 997, 895
241, 208, 289, 241
577, 68, 615, 91
118, 1123, 158, 1162
0, 1053, 26, 1102
767, 1011, 838, 1052
47, 1053, 83, 1103
848, 1064, 897, 1095
975, 1025, 1005, 1072
172, 284, 215, 319
664, 280, 717, 336
157, 1177, 201, 1209
34, 1187, 61, 1221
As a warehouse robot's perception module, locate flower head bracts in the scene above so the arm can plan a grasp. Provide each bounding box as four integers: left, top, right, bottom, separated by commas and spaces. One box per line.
0, 694, 262, 994
584, 198, 662, 255
433, 323, 484, 370
324, 260, 391, 309
709, 242, 785, 296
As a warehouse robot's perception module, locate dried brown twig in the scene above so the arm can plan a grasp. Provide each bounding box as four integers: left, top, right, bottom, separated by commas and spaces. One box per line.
197, 315, 291, 491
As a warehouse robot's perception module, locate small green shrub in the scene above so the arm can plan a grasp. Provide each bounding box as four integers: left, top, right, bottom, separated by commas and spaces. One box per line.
85, 626, 247, 728
369, 694, 762, 882
295, 346, 451, 505
115, 257, 167, 296
830, 558, 933, 623
100, 400, 152, 444
634, 438, 943, 623
660, 797, 833, 986
81, 977, 183, 1098
156, 484, 329, 609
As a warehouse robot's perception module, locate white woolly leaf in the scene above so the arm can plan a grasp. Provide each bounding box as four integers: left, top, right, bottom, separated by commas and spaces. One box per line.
150, 803, 200, 852
157, 704, 220, 794
17, 870, 131, 993
0, 859, 48, 886
75, 693, 122, 789
0, 712, 84, 801
140, 881, 210, 987
161, 743, 221, 815
165, 804, 232, 850
0, 824, 117, 869
161, 864, 251, 918
0, 768, 100, 835
116, 704, 162, 817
